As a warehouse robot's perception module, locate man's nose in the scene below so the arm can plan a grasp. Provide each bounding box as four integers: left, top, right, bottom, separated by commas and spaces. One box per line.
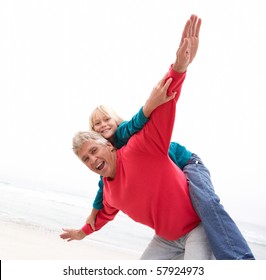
90, 155, 97, 163
86, 155, 96, 166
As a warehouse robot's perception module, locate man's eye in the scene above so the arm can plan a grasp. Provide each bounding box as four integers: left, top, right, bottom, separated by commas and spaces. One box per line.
83, 157, 89, 163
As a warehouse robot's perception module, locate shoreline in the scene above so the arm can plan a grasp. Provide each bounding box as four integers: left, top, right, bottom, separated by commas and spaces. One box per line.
0, 220, 265, 260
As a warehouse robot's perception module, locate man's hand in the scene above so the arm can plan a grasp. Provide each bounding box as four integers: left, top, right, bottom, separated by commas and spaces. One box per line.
60, 228, 86, 242
173, 14, 201, 73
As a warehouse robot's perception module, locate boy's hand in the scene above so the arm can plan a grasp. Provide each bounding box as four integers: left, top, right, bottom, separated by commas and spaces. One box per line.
143, 73, 176, 118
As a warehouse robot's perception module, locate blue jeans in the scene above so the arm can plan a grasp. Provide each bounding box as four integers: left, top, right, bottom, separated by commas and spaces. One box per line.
183, 154, 255, 260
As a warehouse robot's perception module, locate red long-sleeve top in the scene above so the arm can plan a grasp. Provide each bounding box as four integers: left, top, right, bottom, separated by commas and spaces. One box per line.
82, 67, 200, 240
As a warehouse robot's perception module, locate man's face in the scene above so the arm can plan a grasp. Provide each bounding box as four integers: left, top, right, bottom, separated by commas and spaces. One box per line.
77, 140, 116, 178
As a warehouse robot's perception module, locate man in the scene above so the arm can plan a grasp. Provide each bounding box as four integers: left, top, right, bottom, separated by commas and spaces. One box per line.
60, 15, 213, 259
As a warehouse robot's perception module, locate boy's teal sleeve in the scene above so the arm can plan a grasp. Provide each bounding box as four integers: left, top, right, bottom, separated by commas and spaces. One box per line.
92, 176, 104, 210
168, 142, 192, 170
114, 107, 149, 149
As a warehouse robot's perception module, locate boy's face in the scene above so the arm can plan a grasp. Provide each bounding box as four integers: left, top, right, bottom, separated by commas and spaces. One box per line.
92, 111, 118, 140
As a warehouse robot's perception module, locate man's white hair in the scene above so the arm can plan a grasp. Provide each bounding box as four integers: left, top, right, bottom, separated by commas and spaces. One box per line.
72, 130, 108, 156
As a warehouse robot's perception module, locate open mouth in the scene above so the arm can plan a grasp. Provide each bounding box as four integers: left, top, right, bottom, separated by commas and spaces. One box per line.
96, 161, 105, 171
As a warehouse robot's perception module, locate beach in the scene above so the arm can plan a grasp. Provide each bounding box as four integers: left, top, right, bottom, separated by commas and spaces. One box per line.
1, 219, 266, 260
0, 181, 266, 260
0, 220, 139, 260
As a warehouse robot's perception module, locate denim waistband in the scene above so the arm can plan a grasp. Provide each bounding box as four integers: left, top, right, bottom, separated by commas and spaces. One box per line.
187, 153, 203, 165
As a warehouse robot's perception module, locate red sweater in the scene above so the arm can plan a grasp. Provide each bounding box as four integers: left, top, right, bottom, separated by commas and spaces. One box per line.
82, 67, 200, 240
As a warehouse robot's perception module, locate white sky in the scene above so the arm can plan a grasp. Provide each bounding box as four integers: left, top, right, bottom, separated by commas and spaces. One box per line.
0, 0, 266, 227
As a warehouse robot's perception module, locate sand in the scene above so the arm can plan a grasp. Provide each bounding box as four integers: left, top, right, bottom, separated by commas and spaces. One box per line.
0, 220, 140, 260
1, 220, 265, 260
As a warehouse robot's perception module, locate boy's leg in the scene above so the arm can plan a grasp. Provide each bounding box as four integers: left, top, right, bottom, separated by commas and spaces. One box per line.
183, 154, 255, 260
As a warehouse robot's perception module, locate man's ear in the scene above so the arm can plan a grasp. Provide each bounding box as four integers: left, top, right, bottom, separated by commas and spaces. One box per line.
106, 142, 114, 150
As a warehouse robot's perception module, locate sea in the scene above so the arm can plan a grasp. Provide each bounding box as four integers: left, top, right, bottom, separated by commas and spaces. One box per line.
0, 180, 266, 259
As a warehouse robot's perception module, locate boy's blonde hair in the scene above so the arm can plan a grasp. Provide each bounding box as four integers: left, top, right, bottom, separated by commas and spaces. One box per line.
88, 105, 124, 131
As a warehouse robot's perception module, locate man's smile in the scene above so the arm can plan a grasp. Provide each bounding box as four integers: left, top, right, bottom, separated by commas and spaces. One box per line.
96, 161, 105, 171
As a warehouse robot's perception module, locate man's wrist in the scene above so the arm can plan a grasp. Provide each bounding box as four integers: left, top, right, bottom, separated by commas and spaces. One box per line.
172, 61, 187, 73
169, 64, 187, 76
78, 229, 87, 239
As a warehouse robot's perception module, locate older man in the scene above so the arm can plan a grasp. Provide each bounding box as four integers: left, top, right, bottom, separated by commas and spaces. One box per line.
60, 15, 213, 259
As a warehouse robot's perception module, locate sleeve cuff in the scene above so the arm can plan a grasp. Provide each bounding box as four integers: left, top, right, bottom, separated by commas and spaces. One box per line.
168, 64, 187, 78
82, 224, 93, 235
139, 107, 149, 121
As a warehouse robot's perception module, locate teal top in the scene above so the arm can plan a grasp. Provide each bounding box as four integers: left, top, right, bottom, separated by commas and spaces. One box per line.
92, 107, 192, 210
114, 107, 149, 149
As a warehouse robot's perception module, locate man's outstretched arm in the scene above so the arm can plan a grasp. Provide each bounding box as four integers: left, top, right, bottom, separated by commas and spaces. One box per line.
173, 14, 201, 73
